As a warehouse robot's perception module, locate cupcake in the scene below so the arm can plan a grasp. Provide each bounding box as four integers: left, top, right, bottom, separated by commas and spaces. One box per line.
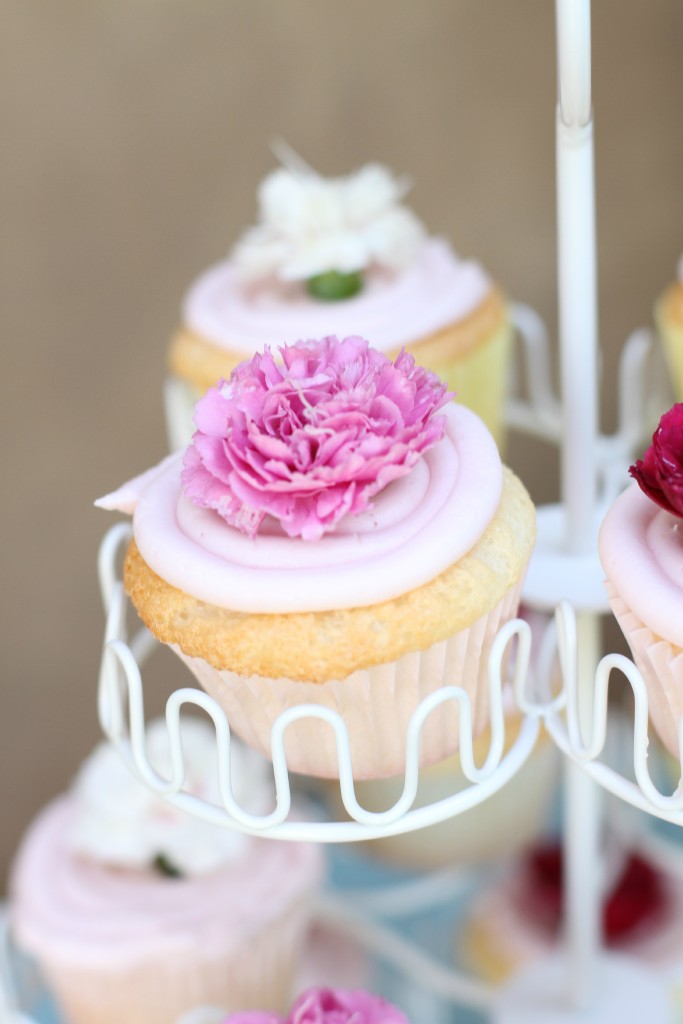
99, 337, 536, 779
167, 161, 512, 449
328, 708, 558, 870
176, 985, 410, 1024
599, 403, 683, 757
457, 840, 683, 992
655, 257, 683, 400
10, 718, 324, 1024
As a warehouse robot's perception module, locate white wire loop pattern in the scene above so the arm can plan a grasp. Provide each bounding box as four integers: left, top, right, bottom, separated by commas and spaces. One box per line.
531, 601, 683, 826
97, 523, 541, 842
102, 299, 674, 843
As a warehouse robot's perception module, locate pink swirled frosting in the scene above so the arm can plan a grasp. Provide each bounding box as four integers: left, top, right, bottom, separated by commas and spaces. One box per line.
183, 238, 492, 355
222, 988, 409, 1024
599, 484, 683, 647
10, 796, 321, 968
97, 401, 503, 614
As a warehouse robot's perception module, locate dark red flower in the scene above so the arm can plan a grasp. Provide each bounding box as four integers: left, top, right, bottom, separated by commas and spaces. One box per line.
629, 403, 683, 518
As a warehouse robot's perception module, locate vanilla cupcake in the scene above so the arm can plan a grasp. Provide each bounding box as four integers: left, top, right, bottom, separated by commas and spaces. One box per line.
599, 404, 683, 757
100, 337, 535, 780
329, 709, 558, 870
655, 257, 683, 400
10, 719, 323, 1024
167, 162, 512, 449
458, 841, 683, 991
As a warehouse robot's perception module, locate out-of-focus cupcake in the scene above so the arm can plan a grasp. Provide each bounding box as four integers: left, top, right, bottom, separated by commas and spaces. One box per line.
457, 840, 683, 994
99, 337, 536, 779
328, 707, 558, 870
655, 258, 683, 400
175, 985, 410, 1024
599, 404, 683, 757
167, 161, 512, 449
10, 718, 324, 1024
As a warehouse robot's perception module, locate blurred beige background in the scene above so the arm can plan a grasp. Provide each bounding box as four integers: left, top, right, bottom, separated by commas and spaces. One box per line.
1, 1, 682, 888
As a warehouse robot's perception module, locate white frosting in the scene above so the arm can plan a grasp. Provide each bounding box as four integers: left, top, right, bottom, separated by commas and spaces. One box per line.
98, 403, 503, 614
599, 484, 683, 648
67, 718, 274, 875
183, 238, 492, 356
678, 254, 683, 284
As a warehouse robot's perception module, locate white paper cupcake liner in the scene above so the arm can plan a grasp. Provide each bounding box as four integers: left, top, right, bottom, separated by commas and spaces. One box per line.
607, 582, 683, 758
174, 577, 525, 780
656, 295, 683, 403
37, 894, 311, 1024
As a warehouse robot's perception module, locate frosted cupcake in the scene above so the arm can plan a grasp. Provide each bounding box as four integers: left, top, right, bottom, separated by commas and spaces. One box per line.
100, 337, 535, 779
330, 710, 558, 870
176, 985, 410, 1024
10, 718, 323, 1024
655, 257, 683, 400
167, 162, 512, 448
458, 841, 683, 990
599, 404, 683, 756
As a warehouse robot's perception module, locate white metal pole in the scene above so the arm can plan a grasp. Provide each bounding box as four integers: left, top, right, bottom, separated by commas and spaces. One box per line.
556, 0, 598, 555
555, 0, 602, 1010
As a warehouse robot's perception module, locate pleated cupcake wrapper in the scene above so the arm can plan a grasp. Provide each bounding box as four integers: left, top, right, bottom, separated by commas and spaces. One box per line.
656, 297, 683, 403
37, 895, 311, 1024
174, 577, 524, 780
607, 581, 683, 758
431, 319, 512, 450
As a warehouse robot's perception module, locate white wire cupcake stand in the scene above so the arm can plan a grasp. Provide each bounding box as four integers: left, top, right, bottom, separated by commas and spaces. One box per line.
1, 3, 679, 1023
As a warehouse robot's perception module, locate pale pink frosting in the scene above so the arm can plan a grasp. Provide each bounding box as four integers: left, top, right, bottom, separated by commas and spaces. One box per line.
599, 484, 683, 647
182, 238, 492, 356
10, 796, 322, 969
97, 403, 503, 614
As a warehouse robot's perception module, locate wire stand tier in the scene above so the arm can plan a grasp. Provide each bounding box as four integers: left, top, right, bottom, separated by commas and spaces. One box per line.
5, 2, 680, 1023
97, 522, 541, 844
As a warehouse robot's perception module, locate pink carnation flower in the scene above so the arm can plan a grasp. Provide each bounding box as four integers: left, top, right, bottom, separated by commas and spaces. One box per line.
629, 403, 683, 518
221, 988, 409, 1024
182, 336, 451, 541
289, 988, 408, 1024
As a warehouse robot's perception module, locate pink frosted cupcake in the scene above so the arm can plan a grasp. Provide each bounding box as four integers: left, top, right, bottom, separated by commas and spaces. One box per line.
99, 337, 535, 779
458, 841, 683, 992
10, 718, 323, 1024
166, 161, 512, 449
599, 404, 683, 756
176, 985, 410, 1024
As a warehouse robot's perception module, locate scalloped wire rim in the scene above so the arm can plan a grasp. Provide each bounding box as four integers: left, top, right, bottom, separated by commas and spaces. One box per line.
97, 523, 541, 842
535, 601, 683, 823
108, 303, 676, 840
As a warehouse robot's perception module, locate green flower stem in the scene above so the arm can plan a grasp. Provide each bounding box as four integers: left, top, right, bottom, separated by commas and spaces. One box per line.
306, 269, 363, 301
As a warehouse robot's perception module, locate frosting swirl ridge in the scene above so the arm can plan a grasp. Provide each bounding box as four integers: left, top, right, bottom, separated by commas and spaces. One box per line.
120, 402, 502, 613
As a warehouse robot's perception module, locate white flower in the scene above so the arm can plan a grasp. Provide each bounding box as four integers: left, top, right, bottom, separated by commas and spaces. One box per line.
67, 718, 274, 876
233, 163, 426, 283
